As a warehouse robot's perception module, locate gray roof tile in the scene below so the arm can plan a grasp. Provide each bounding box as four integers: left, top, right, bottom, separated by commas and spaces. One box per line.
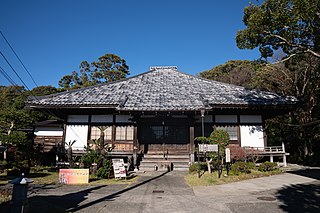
26, 67, 298, 110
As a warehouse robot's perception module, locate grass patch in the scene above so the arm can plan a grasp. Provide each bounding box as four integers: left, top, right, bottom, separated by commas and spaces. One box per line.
185, 169, 283, 187
0, 188, 11, 204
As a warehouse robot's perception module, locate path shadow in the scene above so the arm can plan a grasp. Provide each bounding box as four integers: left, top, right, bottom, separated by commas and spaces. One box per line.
276, 181, 320, 213
71, 171, 169, 212
30, 185, 107, 212
1, 171, 169, 212
0, 172, 51, 183
286, 169, 320, 180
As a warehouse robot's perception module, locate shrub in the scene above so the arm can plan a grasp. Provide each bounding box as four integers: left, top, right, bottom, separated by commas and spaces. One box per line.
208, 129, 229, 148
189, 162, 207, 173
258, 162, 278, 172
231, 161, 255, 175
0, 160, 8, 173
96, 159, 113, 179
81, 150, 99, 168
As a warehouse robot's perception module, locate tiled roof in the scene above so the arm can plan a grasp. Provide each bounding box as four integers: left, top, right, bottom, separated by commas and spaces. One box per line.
26, 67, 298, 111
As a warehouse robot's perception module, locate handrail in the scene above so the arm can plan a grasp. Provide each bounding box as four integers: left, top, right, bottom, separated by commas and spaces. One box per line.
242, 146, 285, 153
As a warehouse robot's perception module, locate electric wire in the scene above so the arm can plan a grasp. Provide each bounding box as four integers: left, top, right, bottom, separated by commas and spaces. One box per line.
0, 50, 32, 91
0, 30, 39, 87
0, 65, 17, 86
0, 50, 58, 118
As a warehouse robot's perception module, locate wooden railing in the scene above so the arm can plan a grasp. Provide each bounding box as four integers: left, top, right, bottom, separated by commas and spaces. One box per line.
244, 146, 285, 154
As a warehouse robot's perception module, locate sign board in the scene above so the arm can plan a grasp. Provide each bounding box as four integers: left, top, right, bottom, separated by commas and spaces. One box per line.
225, 148, 231, 163
112, 159, 126, 178
59, 169, 89, 184
199, 144, 219, 152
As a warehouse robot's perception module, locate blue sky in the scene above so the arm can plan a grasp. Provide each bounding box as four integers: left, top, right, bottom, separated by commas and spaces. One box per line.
0, 0, 259, 89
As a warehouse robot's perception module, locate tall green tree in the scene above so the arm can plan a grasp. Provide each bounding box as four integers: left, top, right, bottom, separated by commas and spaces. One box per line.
59, 53, 129, 89
236, 0, 320, 61
235, 0, 320, 165
199, 60, 261, 88
0, 85, 59, 164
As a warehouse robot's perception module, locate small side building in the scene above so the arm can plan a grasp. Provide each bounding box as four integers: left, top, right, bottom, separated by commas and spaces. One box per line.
33, 120, 64, 164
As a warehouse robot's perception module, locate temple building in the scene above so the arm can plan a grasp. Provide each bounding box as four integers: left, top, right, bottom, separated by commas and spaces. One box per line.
26, 66, 297, 170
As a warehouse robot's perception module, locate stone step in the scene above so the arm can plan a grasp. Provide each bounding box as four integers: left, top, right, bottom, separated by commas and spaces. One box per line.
143, 155, 189, 161
139, 160, 189, 172
140, 159, 189, 165
144, 154, 190, 159
139, 153, 190, 172
139, 163, 189, 172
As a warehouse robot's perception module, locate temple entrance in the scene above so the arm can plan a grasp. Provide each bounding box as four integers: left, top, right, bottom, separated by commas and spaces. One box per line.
138, 122, 190, 154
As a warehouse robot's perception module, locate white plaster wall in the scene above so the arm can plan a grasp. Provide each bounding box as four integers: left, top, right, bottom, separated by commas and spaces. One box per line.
65, 125, 88, 150
240, 125, 264, 147
34, 127, 63, 136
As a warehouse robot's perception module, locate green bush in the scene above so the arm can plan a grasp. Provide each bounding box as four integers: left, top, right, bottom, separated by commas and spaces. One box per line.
0, 160, 8, 173
189, 162, 207, 173
81, 150, 100, 168
231, 161, 255, 175
96, 159, 113, 179
258, 162, 278, 172
208, 129, 230, 148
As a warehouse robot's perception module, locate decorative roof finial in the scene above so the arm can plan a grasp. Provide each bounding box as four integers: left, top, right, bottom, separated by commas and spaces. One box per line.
150, 66, 178, 71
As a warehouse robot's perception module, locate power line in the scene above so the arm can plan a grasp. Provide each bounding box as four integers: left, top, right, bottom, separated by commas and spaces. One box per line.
0, 33, 60, 119
0, 65, 31, 96
0, 51, 58, 118
0, 30, 39, 87
0, 65, 17, 86
0, 50, 32, 91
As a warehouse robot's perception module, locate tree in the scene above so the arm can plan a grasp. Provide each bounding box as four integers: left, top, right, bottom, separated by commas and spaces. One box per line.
0, 86, 30, 137
0, 85, 58, 166
236, 0, 320, 61
199, 60, 261, 88
194, 130, 229, 174
31, 85, 59, 96
58, 53, 129, 89
256, 55, 320, 163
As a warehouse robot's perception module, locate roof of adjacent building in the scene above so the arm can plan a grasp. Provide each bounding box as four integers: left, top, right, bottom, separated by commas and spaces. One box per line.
26, 66, 298, 111
34, 120, 63, 127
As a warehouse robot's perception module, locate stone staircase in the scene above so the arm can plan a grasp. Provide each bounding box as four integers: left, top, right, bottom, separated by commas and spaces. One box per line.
139, 153, 190, 171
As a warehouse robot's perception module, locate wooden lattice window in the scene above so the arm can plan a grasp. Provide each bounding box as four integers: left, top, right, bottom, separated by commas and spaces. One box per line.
115, 126, 134, 141
90, 126, 112, 141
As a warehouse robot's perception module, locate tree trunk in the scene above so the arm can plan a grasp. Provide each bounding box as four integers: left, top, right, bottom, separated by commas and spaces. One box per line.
206, 158, 212, 173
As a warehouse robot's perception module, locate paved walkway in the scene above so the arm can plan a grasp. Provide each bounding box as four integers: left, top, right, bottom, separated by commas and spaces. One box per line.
1, 167, 319, 212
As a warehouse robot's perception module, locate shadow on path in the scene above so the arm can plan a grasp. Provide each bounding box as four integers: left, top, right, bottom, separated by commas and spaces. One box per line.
276, 181, 320, 213
70, 171, 169, 212
286, 168, 320, 180
2, 171, 170, 212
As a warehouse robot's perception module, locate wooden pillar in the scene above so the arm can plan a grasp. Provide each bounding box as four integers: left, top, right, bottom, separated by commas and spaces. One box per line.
112, 125, 116, 147
189, 126, 195, 164
133, 126, 138, 151
133, 126, 138, 171
262, 115, 267, 147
